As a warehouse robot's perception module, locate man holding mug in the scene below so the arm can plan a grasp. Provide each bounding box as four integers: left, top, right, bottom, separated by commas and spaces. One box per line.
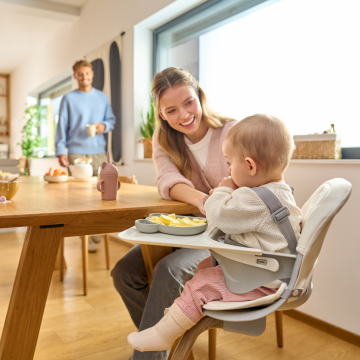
55, 60, 116, 251
56, 59, 115, 176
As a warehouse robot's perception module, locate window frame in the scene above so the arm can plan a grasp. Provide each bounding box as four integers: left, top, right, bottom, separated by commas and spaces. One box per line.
38, 76, 72, 156
152, 0, 271, 76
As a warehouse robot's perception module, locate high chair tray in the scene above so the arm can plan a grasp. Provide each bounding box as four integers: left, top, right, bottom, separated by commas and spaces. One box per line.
118, 226, 262, 255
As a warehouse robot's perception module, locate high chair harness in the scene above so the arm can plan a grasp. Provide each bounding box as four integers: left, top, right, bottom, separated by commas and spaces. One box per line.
224, 186, 298, 255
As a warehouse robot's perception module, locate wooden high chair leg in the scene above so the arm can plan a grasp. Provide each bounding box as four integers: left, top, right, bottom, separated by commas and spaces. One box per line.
275, 311, 284, 347
81, 236, 88, 296
104, 234, 110, 270
171, 317, 223, 360
169, 338, 194, 360
209, 328, 217, 360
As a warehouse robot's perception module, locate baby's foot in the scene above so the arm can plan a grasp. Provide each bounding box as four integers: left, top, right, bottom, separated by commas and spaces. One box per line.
127, 303, 195, 352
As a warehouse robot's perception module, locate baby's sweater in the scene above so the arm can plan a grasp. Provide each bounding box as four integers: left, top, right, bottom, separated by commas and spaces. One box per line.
204, 182, 303, 288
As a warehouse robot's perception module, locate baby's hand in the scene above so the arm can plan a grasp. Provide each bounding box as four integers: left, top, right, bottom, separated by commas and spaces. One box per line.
219, 176, 238, 190
209, 186, 219, 196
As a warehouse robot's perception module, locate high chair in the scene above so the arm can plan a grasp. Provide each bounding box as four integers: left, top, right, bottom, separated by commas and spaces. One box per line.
118, 178, 351, 359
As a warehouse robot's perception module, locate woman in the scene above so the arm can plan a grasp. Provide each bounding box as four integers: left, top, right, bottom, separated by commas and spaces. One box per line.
111, 67, 236, 360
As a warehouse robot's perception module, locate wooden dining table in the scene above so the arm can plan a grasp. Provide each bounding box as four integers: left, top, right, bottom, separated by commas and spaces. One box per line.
0, 176, 197, 360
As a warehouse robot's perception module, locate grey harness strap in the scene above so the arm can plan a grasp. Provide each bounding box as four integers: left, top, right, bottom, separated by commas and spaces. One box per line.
251, 187, 298, 255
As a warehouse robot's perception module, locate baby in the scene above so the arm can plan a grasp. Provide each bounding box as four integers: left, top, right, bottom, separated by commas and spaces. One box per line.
128, 114, 303, 351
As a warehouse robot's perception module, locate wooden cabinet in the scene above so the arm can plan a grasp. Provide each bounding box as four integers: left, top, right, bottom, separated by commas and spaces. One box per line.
0, 73, 10, 137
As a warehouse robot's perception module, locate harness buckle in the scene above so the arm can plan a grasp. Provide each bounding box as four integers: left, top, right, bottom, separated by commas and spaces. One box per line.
272, 206, 290, 224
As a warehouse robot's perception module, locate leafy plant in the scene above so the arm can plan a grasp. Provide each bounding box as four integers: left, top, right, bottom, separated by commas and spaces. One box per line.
18, 104, 42, 158
140, 93, 156, 139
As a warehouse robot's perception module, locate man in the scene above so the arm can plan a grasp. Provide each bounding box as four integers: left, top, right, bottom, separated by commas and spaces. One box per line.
56, 60, 116, 252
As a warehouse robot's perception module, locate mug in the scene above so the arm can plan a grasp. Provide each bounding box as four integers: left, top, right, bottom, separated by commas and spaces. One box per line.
86, 124, 96, 137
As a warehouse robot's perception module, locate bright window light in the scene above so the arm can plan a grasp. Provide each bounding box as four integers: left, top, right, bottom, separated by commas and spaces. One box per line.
199, 0, 360, 147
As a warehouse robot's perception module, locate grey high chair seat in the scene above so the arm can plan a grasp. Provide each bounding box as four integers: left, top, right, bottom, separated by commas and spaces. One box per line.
169, 178, 352, 360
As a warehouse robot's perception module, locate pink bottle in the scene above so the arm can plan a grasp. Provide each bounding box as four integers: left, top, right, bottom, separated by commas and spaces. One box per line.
97, 152, 120, 200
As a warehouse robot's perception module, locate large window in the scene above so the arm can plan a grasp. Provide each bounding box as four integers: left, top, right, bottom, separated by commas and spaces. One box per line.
154, 0, 360, 147
39, 77, 72, 156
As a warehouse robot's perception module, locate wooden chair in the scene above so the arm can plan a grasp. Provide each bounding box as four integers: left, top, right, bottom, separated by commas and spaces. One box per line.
59, 175, 137, 295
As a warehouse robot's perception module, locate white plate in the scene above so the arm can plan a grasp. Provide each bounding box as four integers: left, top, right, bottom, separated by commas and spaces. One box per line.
44, 175, 68, 183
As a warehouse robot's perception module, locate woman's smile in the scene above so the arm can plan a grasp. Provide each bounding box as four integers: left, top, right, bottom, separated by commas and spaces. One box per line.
180, 116, 195, 128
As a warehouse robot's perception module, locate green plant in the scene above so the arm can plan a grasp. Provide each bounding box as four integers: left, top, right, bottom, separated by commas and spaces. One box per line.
140, 93, 156, 139
18, 104, 42, 158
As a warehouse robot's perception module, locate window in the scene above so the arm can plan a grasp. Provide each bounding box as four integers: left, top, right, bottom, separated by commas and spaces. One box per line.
154, 0, 360, 147
39, 77, 72, 156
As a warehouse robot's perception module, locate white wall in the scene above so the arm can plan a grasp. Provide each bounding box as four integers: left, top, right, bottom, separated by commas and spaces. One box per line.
10, 0, 204, 185
285, 160, 360, 335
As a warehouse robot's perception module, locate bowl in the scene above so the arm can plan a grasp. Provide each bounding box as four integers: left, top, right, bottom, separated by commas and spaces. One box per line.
44, 175, 68, 183
0, 180, 20, 200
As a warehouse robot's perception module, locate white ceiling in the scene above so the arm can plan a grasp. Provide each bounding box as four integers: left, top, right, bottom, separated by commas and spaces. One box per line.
0, 0, 91, 73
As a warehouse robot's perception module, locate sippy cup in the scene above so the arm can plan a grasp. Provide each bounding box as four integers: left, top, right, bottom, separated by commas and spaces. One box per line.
97, 152, 120, 200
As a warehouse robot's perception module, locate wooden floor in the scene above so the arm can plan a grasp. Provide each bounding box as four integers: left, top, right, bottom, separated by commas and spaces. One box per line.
0, 232, 359, 360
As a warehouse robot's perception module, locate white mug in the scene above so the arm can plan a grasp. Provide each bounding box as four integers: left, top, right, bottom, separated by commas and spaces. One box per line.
86, 124, 96, 137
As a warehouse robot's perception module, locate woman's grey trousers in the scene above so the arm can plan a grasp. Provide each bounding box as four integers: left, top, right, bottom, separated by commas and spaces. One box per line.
111, 244, 210, 360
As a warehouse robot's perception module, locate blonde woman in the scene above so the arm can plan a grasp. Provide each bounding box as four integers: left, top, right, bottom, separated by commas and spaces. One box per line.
111, 67, 236, 360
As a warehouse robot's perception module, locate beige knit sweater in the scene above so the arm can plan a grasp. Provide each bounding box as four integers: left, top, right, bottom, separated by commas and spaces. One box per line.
204, 182, 303, 288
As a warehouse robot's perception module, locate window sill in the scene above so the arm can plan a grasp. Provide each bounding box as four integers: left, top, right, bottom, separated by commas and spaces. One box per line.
133, 158, 153, 162
290, 159, 360, 165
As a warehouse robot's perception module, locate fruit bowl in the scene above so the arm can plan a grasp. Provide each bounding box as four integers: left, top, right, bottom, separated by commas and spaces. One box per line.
44, 175, 68, 183
0, 180, 20, 200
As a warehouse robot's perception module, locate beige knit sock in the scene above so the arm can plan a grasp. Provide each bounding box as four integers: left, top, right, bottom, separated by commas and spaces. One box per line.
127, 303, 195, 352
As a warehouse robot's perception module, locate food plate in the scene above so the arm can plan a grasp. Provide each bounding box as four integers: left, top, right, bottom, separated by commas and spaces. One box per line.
135, 213, 207, 236
44, 175, 68, 183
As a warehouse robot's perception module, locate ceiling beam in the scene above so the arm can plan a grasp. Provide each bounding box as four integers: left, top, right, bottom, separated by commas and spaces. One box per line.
0, 0, 80, 22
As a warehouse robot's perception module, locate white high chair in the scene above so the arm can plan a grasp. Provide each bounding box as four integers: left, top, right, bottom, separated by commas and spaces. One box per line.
119, 178, 351, 360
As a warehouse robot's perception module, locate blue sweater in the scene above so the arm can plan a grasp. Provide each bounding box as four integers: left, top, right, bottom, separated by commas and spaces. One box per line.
55, 88, 116, 156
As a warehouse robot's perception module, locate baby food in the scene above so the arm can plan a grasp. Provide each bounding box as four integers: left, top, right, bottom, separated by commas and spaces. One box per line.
148, 214, 207, 227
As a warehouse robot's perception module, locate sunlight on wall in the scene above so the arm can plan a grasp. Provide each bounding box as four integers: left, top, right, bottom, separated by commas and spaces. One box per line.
199, 0, 360, 147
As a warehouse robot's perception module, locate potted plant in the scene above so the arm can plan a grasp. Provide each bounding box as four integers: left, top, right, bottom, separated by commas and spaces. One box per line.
18, 104, 42, 175
139, 93, 156, 158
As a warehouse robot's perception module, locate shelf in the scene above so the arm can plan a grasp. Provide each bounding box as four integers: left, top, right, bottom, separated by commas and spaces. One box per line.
0, 94, 7, 97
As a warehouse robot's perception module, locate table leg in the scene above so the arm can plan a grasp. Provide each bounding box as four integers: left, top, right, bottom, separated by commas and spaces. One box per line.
81, 235, 88, 296
140, 245, 173, 284
0, 225, 63, 360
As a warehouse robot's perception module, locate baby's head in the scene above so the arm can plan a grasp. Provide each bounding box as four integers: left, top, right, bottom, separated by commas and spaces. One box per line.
223, 114, 294, 188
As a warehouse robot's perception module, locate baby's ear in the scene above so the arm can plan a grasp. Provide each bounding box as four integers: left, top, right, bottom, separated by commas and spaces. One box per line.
101, 162, 107, 169
245, 157, 257, 176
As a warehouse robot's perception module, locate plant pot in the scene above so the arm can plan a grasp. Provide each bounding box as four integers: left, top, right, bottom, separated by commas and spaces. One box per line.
140, 138, 153, 158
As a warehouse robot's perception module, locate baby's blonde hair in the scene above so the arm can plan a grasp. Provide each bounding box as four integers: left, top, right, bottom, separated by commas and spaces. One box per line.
225, 114, 295, 174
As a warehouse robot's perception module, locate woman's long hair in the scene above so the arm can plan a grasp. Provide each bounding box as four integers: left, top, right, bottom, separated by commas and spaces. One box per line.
152, 67, 234, 179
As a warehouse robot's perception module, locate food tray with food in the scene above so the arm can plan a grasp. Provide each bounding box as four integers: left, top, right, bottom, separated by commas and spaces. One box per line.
135, 213, 207, 236
44, 168, 68, 183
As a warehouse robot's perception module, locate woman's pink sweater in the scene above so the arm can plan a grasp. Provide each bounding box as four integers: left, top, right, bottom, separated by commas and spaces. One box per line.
153, 121, 236, 200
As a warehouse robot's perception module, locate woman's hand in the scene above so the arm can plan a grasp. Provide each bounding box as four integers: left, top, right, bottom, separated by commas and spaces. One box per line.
219, 176, 238, 190
169, 184, 208, 215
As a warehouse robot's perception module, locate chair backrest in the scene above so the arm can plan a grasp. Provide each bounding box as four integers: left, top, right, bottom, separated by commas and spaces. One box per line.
118, 175, 137, 184
293, 178, 352, 294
